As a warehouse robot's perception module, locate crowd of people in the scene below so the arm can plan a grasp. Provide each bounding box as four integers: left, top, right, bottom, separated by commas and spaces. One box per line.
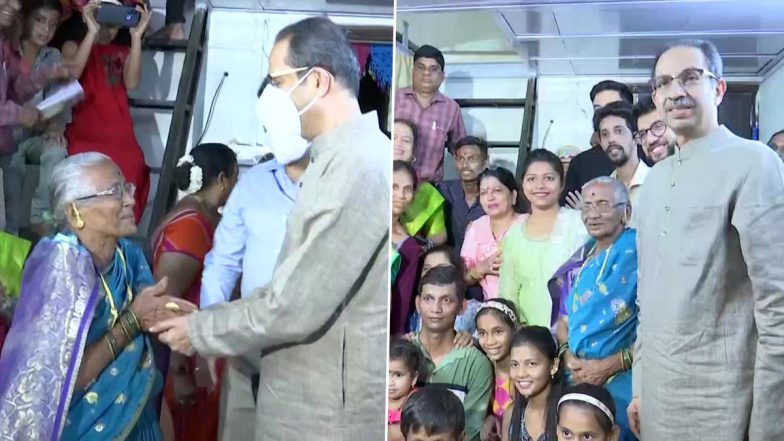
0, 10, 389, 441
390, 40, 784, 441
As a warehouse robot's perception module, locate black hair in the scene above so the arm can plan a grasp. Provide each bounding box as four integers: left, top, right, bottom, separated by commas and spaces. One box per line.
174, 143, 238, 193
401, 386, 465, 439
520, 148, 564, 185
589, 80, 633, 105
393, 160, 418, 187
632, 95, 657, 122
418, 264, 465, 302
508, 326, 565, 441
413, 44, 445, 71
22, 0, 63, 17
478, 166, 528, 214
389, 338, 422, 376
652, 39, 723, 80
474, 298, 518, 331
275, 16, 360, 96
767, 130, 784, 150
395, 118, 419, 146
453, 136, 489, 158
592, 100, 637, 134
558, 384, 617, 435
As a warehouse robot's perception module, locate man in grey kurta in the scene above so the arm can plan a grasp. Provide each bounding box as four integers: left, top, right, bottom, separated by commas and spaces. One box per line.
152, 18, 389, 440
630, 39, 784, 440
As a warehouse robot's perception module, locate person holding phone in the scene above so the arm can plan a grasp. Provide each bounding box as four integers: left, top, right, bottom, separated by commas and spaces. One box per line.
61, 0, 152, 223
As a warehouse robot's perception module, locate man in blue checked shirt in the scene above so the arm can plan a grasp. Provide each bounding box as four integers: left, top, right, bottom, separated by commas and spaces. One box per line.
200, 154, 307, 441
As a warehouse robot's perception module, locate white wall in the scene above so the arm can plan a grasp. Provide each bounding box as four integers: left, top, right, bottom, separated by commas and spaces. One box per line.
758, 62, 784, 143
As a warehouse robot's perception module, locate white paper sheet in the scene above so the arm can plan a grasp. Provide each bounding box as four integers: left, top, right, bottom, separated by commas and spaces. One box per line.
36, 80, 84, 120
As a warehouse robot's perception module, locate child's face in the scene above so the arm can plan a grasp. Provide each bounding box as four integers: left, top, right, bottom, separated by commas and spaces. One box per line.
421, 251, 451, 275
510, 343, 558, 399
25, 8, 60, 47
557, 405, 619, 441
99, 25, 120, 43
405, 428, 466, 441
389, 359, 417, 401
476, 312, 513, 363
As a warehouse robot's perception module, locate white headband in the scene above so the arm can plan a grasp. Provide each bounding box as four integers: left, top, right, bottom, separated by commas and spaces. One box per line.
558, 393, 615, 425
477, 300, 517, 324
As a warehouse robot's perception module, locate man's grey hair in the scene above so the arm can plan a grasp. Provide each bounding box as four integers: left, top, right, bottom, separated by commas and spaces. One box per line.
50, 152, 112, 225
275, 16, 360, 96
652, 39, 723, 79
582, 176, 630, 207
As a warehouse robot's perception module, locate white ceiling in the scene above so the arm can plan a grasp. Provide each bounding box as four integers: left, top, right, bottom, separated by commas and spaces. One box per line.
204, 0, 393, 16
397, 0, 784, 77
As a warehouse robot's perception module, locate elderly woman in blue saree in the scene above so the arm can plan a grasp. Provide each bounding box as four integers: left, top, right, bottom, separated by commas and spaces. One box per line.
0, 153, 194, 441
554, 176, 639, 441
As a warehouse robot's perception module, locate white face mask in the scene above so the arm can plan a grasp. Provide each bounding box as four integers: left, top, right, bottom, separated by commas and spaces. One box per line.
255, 68, 319, 165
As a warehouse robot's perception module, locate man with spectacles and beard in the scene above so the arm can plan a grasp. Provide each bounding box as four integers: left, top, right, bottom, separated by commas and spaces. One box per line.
627, 39, 784, 441
592, 101, 649, 227
633, 96, 677, 163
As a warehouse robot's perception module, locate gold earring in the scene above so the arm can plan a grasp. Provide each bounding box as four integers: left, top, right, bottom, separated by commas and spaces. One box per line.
72, 203, 85, 230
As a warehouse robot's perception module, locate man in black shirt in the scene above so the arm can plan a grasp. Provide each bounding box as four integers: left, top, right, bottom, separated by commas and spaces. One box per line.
561, 80, 633, 205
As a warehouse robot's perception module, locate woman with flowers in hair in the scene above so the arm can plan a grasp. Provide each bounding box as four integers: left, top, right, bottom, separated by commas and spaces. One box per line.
151, 143, 238, 441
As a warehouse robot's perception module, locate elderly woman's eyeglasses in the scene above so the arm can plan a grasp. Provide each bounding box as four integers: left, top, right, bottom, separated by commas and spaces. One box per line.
580, 201, 627, 215
650, 68, 718, 93
634, 120, 667, 144
75, 183, 136, 203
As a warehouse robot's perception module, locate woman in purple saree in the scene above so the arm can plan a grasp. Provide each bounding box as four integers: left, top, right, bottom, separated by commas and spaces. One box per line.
0, 153, 193, 441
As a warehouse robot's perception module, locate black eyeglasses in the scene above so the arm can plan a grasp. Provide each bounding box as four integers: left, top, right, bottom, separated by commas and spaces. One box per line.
634, 120, 667, 144
650, 68, 718, 93
75, 182, 136, 203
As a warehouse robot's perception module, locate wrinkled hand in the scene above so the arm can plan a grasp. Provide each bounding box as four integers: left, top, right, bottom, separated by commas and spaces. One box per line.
627, 397, 641, 438
564, 350, 585, 380
475, 249, 502, 278
150, 315, 195, 355
575, 357, 614, 386
130, 3, 152, 39
565, 191, 583, 210
18, 107, 42, 129
480, 414, 501, 441
82, 1, 100, 34
129, 278, 199, 331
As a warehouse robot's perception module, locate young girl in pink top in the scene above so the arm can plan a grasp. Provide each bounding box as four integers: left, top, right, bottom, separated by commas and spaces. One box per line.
476, 298, 520, 441
388, 338, 422, 441
462, 167, 526, 300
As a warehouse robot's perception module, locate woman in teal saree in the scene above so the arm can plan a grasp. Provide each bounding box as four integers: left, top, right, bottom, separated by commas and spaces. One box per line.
555, 177, 639, 441
0, 153, 193, 440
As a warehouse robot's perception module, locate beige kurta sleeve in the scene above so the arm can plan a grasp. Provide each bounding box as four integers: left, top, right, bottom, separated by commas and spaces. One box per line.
730, 148, 784, 440
632, 229, 642, 396
186, 152, 389, 357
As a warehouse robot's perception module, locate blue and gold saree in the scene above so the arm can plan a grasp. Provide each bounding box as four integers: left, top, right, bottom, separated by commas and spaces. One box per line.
0, 233, 162, 441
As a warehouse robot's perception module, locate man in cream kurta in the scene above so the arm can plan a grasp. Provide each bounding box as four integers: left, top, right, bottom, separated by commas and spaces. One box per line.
152, 18, 389, 440
631, 40, 784, 440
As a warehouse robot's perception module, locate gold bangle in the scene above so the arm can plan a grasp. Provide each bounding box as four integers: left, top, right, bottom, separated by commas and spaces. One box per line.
104, 333, 117, 360
119, 315, 133, 341
125, 309, 142, 334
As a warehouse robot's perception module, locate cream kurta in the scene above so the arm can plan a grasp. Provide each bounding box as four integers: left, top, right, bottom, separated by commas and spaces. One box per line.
188, 112, 390, 440
634, 125, 784, 440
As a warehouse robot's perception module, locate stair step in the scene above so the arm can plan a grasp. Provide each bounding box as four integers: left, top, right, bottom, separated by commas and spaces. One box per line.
143, 39, 188, 52
129, 98, 176, 110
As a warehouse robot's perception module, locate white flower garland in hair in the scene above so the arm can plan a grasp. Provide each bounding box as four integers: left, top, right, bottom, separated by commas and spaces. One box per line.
177, 154, 204, 194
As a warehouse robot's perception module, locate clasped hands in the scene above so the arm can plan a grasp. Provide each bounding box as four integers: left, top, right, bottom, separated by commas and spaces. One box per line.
131, 277, 200, 356
563, 350, 616, 386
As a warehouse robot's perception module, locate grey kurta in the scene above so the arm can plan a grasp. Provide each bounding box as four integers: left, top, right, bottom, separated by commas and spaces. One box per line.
633, 125, 784, 440
188, 112, 390, 440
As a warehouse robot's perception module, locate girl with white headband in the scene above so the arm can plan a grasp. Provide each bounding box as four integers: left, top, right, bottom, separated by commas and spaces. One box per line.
475, 298, 520, 441
557, 384, 619, 441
